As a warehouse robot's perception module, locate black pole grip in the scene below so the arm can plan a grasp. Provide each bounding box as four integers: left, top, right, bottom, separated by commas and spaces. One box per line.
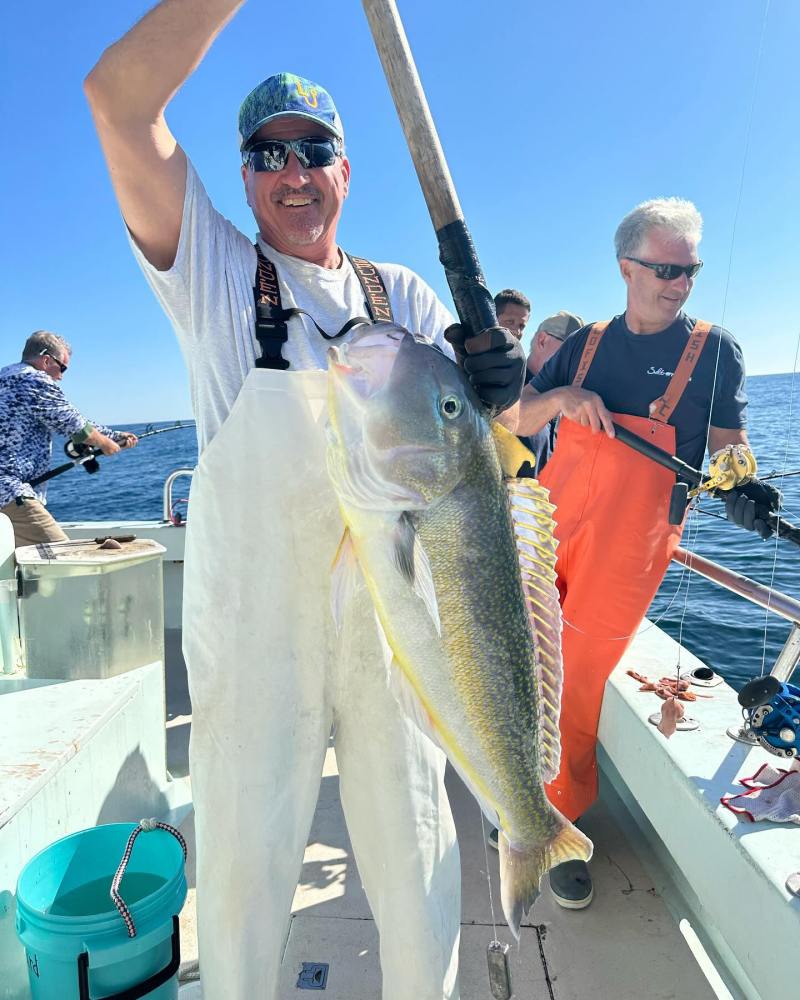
436, 219, 497, 338
611, 423, 703, 487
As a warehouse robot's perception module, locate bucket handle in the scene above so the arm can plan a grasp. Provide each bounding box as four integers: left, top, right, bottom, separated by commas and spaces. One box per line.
112, 819, 187, 938
77, 914, 180, 1000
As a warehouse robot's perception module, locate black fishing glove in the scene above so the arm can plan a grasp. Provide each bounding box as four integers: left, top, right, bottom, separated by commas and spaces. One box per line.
444, 323, 526, 412
723, 479, 782, 540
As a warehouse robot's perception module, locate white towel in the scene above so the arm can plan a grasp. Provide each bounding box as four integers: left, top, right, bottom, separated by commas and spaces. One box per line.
721, 759, 800, 824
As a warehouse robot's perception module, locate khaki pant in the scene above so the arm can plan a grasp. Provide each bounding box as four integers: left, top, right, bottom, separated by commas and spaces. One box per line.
1, 498, 69, 548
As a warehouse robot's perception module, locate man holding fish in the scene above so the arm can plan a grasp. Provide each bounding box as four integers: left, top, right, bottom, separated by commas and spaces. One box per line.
85, 1, 528, 996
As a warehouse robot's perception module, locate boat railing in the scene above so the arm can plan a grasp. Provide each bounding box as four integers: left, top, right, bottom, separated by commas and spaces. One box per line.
671, 546, 800, 685
163, 469, 194, 523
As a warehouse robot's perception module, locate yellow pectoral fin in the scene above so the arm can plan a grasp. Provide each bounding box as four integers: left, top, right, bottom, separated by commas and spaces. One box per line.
330, 526, 359, 634
492, 421, 536, 478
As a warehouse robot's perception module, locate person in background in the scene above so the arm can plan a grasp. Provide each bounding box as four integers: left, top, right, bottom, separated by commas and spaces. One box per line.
494, 288, 530, 340
84, 2, 525, 997
518, 311, 584, 473
510, 196, 778, 910
0, 331, 137, 547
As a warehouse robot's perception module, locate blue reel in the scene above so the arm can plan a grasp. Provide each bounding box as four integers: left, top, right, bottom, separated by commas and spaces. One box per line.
738, 676, 800, 758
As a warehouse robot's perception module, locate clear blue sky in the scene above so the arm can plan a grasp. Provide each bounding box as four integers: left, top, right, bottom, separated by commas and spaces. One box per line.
2, 0, 798, 423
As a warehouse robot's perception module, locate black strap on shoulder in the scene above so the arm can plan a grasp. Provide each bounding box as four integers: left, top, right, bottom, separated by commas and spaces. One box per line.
253, 244, 291, 370
252, 244, 395, 370
346, 255, 394, 323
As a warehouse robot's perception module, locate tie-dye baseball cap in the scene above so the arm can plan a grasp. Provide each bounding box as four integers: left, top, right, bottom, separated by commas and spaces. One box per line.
238, 72, 344, 150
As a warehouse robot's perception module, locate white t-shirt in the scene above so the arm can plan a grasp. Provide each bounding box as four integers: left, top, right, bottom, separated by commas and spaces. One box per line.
129, 161, 455, 451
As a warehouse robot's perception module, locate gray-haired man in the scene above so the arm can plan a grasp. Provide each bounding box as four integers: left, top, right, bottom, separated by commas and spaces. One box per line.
512, 197, 775, 910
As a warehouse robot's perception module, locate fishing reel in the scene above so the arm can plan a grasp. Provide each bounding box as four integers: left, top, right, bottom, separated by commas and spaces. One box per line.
690, 443, 758, 498
64, 439, 100, 474
737, 676, 800, 758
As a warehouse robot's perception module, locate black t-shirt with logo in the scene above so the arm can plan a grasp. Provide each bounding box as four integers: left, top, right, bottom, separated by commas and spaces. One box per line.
531, 312, 747, 470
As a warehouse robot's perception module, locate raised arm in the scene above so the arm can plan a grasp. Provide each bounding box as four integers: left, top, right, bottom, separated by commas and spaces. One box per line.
84, 0, 244, 270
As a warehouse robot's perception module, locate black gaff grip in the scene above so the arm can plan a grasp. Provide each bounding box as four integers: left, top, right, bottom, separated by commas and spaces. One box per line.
436, 219, 497, 339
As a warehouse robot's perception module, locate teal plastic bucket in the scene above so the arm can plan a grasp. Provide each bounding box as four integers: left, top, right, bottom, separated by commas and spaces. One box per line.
15, 823, 187, 1000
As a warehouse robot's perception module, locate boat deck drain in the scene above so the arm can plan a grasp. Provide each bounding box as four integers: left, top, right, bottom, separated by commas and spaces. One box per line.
297, 962, 329, 990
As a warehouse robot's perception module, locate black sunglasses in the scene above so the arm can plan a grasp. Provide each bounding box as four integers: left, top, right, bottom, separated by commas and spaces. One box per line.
625, 257, 704, 281
40, 349, 68, 373
243, 137, 342, 173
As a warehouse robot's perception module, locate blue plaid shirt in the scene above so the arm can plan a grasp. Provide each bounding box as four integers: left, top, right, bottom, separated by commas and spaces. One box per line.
0, 363, 120, 507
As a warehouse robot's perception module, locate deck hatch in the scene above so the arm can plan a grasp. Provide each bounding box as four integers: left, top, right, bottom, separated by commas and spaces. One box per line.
297, 962, 329, 990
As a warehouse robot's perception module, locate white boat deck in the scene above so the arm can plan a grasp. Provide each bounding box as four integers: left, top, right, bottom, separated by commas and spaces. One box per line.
165, 630, 719, 1000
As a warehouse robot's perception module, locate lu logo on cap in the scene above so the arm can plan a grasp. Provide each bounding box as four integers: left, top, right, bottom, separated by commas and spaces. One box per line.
238, 72, 343, 149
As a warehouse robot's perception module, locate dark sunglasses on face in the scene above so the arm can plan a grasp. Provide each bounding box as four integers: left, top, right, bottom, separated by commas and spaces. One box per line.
39, 349, 68, 373
243, 136, 342, 173
625, 257, 704, 281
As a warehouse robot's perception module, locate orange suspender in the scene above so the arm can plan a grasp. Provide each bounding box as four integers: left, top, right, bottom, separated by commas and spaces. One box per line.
571, 319, 713, 423
647, 319, 712, 423
571, 321, 610, 389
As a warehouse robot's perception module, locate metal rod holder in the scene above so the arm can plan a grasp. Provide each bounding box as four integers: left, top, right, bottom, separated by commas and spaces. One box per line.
163, 469, 194, 522
770, 623, 800, 684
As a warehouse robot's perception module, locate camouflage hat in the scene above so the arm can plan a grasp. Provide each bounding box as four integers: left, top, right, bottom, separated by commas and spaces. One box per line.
535, 311, 584, 342
238, 72, 344, 150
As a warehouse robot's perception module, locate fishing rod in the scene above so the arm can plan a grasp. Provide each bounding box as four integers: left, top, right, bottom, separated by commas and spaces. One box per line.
762, 469, 800, 482
611, 422, 800, 547
29, 421, 192, 488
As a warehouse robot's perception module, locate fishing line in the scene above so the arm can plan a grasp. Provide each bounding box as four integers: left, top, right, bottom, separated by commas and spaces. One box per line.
479, 810, 499, 940
774, 502, 800, 524
674, 496, 708, 670
671, 0, 772, 685
758, 327, 800, 677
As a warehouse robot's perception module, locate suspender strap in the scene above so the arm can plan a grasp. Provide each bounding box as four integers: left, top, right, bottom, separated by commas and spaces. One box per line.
253, 245, 291, 370
346, 255, 394, 323
252, 245, 394, 369
648, 319, 712, 423
572, 321, 611, 388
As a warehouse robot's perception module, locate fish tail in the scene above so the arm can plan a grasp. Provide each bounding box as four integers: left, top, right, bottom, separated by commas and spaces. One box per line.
499, 815, 593, 938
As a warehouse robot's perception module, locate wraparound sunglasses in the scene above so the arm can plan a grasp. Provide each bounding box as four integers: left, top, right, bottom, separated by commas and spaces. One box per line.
243, 137, 342, 172
624, 257, 704, 281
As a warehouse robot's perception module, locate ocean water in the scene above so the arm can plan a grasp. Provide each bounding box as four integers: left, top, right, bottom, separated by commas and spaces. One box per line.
45, 373, 800, 690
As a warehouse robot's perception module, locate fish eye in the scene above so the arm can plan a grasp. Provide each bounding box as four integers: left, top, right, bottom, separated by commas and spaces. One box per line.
440, 394, 463, 419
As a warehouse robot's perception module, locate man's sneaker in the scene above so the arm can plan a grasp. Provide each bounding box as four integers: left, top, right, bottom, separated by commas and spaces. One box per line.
487, 827, 499, 850
549, 860, 593, 909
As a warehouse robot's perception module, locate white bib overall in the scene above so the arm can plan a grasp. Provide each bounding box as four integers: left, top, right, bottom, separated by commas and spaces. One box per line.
183, 367, 461, 999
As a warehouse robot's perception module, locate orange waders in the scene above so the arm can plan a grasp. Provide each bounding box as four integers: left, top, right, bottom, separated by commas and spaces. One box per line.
539, 319, 711, 820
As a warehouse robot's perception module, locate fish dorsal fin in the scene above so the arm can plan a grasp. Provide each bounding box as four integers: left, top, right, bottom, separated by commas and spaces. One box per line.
393, 513, 441, 636
507, 477, 563, 783
492, 421, 537, 478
